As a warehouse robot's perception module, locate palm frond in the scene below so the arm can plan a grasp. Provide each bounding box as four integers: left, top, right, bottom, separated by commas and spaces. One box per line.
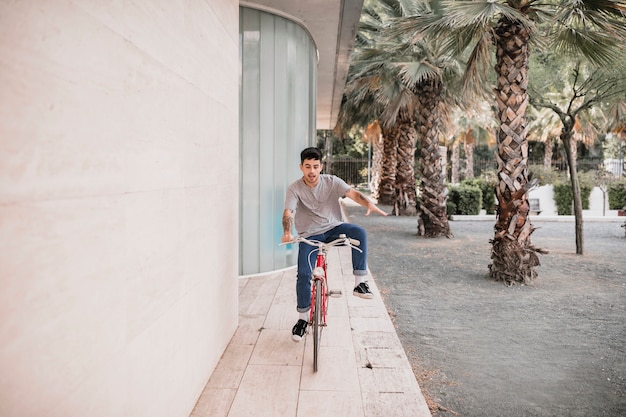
462, 31, 493, 100
393, 60, 440, 87
549, 0, 626, 66
438, 0, 532, 30
551, 28, 625, 67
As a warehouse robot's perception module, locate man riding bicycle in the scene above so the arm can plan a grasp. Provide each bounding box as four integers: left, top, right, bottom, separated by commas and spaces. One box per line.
281, 147, 387, 341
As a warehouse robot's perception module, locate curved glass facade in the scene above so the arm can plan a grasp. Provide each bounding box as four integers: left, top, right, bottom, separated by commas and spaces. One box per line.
239, 6, 317, 275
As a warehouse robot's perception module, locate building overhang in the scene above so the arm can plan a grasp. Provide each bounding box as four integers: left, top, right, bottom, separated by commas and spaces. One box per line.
241, 0, 364, 130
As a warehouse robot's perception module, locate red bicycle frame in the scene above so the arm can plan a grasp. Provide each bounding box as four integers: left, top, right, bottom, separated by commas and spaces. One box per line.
280, 234, 360, 372
309, 252, 328, 326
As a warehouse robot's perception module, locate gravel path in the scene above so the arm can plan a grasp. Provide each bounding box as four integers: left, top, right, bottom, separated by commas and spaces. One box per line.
347, 206, 626, 417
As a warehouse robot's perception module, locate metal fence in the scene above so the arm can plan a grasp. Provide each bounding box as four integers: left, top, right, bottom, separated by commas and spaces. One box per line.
602, 159, 626, 177
327, 156, 625, 186
326, 157, 370, 186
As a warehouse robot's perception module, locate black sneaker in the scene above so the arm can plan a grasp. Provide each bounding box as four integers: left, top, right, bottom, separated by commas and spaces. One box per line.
353, 282, 374, 299
291, 319, 308, 342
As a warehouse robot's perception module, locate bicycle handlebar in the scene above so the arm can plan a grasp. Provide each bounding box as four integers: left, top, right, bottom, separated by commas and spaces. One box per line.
280, 233, 363, 253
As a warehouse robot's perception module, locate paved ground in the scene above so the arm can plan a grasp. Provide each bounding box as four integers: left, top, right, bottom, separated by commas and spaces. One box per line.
346, 205, 626, 417
192, 238, 431, 417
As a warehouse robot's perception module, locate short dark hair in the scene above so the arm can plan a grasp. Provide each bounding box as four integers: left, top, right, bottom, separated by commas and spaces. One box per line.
300, 147, 323, 164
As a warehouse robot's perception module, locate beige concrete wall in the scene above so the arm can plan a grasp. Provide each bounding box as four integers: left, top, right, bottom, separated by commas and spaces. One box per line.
0, 1, 239, 416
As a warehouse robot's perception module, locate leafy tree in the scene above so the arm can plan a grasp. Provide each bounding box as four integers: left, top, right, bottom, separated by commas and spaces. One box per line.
531, 61, 626, 253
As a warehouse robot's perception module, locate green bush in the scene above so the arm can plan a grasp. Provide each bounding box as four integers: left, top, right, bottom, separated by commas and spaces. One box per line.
608, 182, 626, 209
448, 184, 482, 215
462, 178, 497, 214
446, 199, 456, 219
553, 183, 573, 215
553, 182, 592, 214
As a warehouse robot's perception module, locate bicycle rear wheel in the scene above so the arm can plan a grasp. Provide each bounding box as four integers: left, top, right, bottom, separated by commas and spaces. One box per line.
312, 278, 322, 372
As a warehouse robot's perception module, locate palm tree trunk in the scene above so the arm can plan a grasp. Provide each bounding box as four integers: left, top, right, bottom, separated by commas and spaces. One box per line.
365, 122, 383, 200
415, 79, 451, 237
324, 131, 333, 175
489, 17, 545, 285
378, 125, 398, 206
394, 119, 418, 216
451, 140, 460, 183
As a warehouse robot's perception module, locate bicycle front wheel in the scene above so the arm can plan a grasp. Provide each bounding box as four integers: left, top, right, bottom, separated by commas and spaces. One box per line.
312, 278, 322, 372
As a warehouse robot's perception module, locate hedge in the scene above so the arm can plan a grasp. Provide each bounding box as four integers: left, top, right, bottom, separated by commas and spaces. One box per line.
447, 184, 482, 215
461, 178, 497, 214
553, 183, 592, 215
608, 182, 626, 210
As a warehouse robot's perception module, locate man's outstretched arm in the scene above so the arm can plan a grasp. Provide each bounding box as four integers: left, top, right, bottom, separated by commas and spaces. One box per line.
345, 189, 388, 216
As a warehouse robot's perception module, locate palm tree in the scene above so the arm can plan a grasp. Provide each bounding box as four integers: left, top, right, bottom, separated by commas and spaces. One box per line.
383, 0, 463, 234
338, 0, 418, 213
363, 121, 384, 199
449, 134, 461, 183
341, 53, 417, 211
379, 124, 401, 206
394, 114, 419, 215
415, 76, 450, 233
341, 0, 460, 227
448, 103, 497, 181
397, 0, 626, 284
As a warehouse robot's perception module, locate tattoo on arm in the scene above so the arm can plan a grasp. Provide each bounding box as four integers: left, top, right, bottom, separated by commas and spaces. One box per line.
353, 191, 369, 206
282, 210, 293, 232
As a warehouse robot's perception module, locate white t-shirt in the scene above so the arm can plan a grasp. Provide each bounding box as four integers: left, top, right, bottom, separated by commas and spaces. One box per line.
284, 174, 351, 237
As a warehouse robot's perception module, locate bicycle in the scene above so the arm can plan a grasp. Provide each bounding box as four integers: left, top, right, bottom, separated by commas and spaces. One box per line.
281, 234, 362, 372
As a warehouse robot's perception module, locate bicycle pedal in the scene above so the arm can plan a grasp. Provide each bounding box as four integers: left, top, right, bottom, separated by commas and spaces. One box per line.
328, 289, 343, 298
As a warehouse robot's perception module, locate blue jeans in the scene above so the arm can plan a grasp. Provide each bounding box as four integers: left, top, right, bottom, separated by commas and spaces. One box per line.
296, 223, 368, 312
